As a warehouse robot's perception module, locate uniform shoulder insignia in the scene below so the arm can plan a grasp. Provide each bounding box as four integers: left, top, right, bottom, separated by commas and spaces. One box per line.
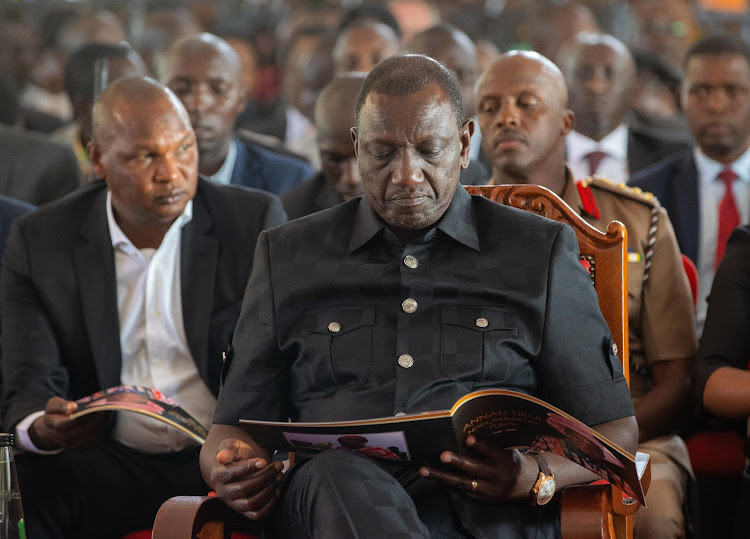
585, 176, 660, 207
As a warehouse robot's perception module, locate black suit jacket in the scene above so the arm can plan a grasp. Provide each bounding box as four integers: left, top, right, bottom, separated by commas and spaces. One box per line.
0, 178, 286, 430
629, 150, 700, 263
230, 136, 314, 196
0, 125, 81, 206
627, 127, 690, 177
281, 172, 340, 220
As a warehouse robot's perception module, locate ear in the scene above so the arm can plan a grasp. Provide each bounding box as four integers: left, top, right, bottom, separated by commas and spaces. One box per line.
562, 109, 574, 136
459, 119, 474, 170
351, 127, 359, 159
87, 141, 105, 180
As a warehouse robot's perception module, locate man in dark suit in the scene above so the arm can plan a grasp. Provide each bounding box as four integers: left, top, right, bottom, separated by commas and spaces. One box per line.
158, 33, 313, 196
558, 33, 688, 183
201, 54, 637, 538
282, 73, 365, 220
0, 77, 285, 538
0, 125, 81, 206
630, 35, 750, 334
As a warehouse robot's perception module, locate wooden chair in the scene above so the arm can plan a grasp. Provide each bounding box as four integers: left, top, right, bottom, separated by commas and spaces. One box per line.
152, 184, 648, 539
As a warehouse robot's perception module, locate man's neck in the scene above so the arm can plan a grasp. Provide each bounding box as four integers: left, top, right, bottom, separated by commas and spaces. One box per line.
703, 140, 750, 165
199, 138, 232, 176
491, 153, 568, 196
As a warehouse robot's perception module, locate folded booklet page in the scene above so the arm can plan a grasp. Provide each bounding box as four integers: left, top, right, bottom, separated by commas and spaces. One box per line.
241, 388, 645, 504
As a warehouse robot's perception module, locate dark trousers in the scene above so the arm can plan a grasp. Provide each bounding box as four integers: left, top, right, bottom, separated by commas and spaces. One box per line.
16, 440, 207, 539
267, 449, 559, 539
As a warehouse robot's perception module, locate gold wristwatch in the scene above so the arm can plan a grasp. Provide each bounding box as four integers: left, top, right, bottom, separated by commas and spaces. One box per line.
525, 449, 556, 506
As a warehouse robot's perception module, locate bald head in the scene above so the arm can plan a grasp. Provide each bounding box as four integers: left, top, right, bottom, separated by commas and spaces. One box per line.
315, 74, 367, 201
158, 33, 248, 174
408, 24, 478, 118
558, 33, 635, 140
92, 76, 190, 144
531, 2, 600, 64
333, 21, 401, 75
475, 51, 573, 190
159, 32, 243, 85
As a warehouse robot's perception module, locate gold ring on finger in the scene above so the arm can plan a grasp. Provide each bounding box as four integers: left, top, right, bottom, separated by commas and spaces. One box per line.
471, 479, 478, 491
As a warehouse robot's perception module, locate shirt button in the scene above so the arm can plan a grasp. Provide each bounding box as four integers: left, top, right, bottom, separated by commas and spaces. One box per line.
328, 322, 341, 333
403, 255, 418, 269
475, 317, 488, 328
398, 354, 414, 368
402, 298, 418, 313
394, 412, 407, 417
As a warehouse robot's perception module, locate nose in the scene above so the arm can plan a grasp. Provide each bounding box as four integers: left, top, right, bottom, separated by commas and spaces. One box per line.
705, 88, 729, 112
154, 154, 180, 183
391, 149, 424, 187
585, 74, 609, 95
497, 101, 520, 127
340, 157, 361, 186
181, 84, 213, 114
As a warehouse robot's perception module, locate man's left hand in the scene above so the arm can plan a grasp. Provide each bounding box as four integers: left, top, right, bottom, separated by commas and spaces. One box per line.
418, 435, 529, 503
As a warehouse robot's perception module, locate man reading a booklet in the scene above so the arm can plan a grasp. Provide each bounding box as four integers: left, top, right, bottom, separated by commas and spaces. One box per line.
0, 77, 286, 538
202, 55, 638, 538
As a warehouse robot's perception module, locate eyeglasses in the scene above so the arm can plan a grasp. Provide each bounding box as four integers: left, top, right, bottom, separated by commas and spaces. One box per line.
642, 20, 689, 38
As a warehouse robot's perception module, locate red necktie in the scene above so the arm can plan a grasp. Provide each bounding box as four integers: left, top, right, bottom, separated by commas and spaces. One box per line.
584, 150, 608, 177
715, 168, 740, 269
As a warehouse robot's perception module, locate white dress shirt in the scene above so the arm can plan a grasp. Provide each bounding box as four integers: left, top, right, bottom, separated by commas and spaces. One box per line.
17, 193, 217, 454
208, 137, 238, 186
694, 146, 750, 335
566, 124, 629, 183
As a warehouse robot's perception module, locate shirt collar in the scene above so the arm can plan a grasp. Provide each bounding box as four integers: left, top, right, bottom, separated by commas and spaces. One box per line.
348, 186, 480, 253
566, 124, 629, 163
694, 144, 750, 188
209, 138, 238, 186
106, 190, 193, 252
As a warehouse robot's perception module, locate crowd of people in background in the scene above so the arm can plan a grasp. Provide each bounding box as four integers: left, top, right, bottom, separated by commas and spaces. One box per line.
1, 0, 750, 538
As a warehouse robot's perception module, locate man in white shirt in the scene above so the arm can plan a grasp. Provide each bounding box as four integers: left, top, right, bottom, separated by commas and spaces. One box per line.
631, 34, 750, 335
0, 76, 286, 538
559, 33, 688, 183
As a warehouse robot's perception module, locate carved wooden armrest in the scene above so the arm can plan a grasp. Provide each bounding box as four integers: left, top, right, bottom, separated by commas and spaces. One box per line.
152, 495, 261, 539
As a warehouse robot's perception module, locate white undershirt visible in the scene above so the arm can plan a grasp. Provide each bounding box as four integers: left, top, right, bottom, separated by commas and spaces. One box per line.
694, 146, 750, 335
16, 193, 217, 454
208, 138, 238, 186
566, 124, 629, 183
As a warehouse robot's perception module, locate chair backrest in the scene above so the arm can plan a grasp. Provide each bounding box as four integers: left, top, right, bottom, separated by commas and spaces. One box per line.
464, 184, 630, 385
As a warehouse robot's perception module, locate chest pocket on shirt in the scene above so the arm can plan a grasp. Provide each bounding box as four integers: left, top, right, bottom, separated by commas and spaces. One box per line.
440, 306, 518, 382
302, 307, 375, 386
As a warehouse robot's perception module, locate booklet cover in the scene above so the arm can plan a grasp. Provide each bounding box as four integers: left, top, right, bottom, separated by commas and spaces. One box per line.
72, 385, 209, 444
240, 389, 645, 504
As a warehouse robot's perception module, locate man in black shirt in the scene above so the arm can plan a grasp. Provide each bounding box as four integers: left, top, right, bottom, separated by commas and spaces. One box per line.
201, 54, 637, 538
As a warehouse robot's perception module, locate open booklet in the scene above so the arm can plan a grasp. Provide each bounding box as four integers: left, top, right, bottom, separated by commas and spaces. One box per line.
241, 389, 646, 504
71, 385, 209, 444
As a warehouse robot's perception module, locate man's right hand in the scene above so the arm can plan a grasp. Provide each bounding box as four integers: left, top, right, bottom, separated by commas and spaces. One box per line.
209, 437, 284, 520
28, 396, 111, 451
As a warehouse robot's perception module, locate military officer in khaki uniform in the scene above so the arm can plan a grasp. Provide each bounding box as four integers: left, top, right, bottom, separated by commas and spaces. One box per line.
475, 50, 697, 538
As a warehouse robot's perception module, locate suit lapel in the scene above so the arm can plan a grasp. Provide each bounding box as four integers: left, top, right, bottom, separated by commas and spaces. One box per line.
672, 155, 700, 264
73, 189, 122, 389
229, 138, 262, 190
180, 188, 218, 380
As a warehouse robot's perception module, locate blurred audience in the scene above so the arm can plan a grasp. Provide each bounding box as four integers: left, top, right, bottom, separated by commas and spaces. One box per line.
630, 0, 699, 74
159, 33, 313, 195
559, 33, 689, 183
631, 35, 750, 335
52, 42, 149, 181
282, 73, 365, 220
332, 19, 401, 75
530, 1, 601, 66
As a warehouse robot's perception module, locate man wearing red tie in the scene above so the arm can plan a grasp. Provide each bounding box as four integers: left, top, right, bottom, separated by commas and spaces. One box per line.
631, 34, 750, 335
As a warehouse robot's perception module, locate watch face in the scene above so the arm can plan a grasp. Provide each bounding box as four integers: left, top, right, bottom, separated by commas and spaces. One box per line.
537, 478, 556, 505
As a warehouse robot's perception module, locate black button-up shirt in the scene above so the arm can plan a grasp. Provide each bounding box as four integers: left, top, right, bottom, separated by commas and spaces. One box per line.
216, 187, 633, 428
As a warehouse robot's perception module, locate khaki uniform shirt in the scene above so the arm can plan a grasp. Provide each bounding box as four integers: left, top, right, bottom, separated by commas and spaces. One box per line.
560, 171, 698, 402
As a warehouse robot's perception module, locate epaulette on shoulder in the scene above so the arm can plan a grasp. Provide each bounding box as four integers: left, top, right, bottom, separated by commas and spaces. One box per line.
582, 176, 660, 208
